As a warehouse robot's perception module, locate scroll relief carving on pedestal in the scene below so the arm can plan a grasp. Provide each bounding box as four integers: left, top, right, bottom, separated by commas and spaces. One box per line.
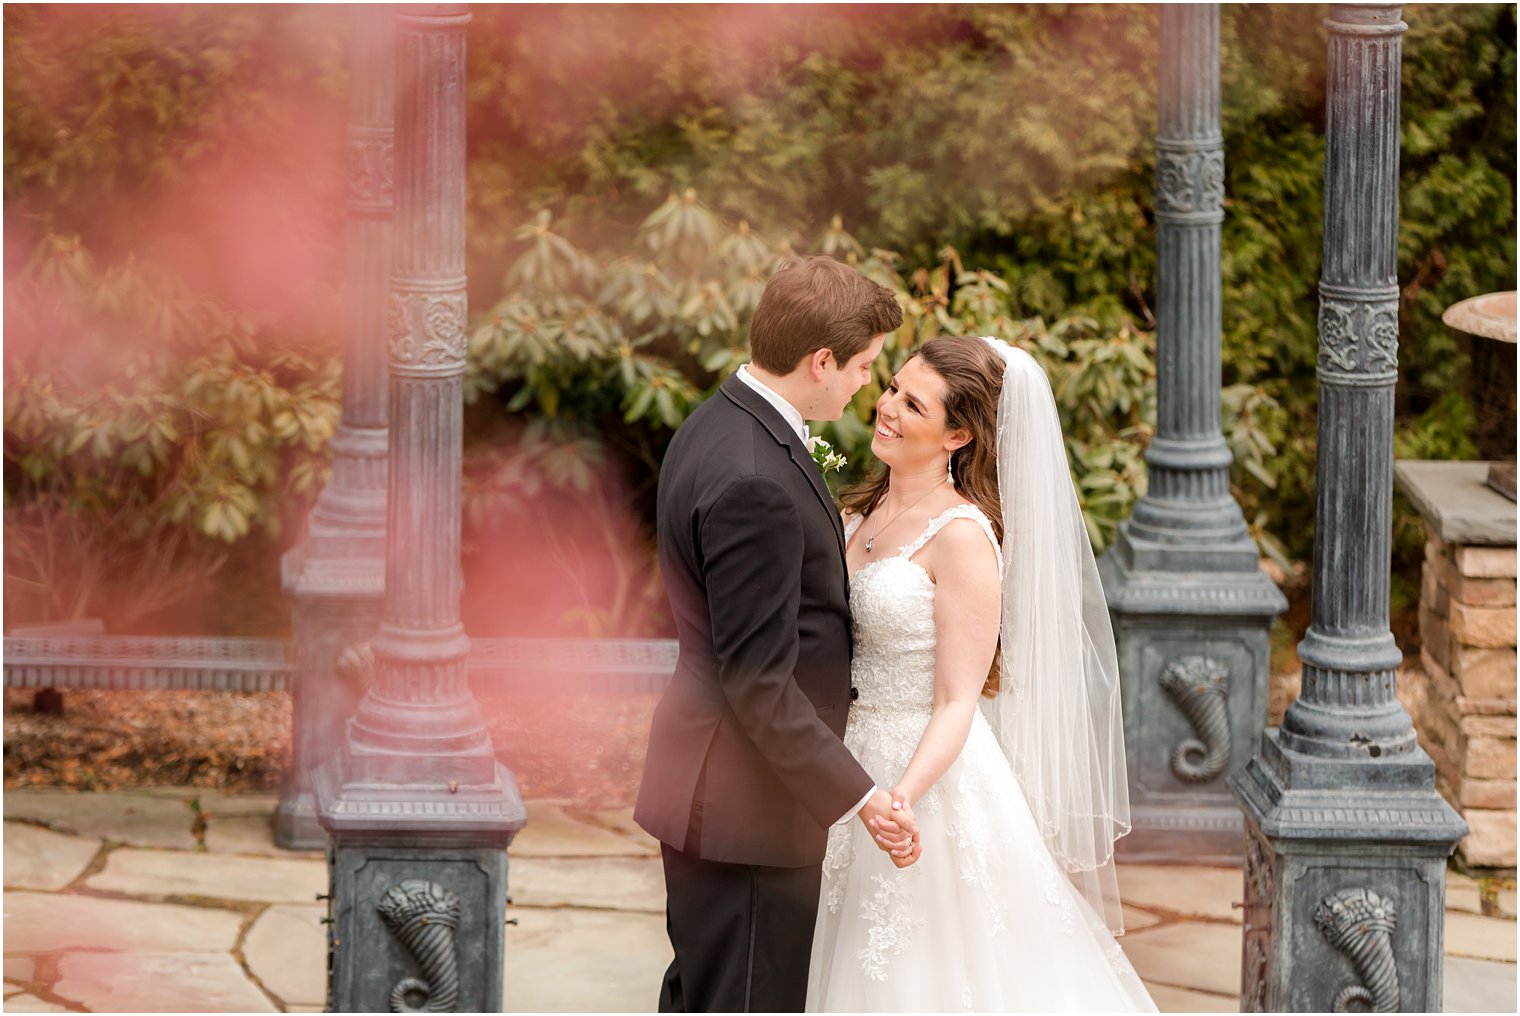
347, 136, 394, 207
1159, 655, 1231, 782
377, 879, 462, 1013
1240, 835, 1275, 1012
1155, 149, 1225, 214
1318, 299, 1399, 377
1314, 887, 1399, 1013
389, 292, 467, 369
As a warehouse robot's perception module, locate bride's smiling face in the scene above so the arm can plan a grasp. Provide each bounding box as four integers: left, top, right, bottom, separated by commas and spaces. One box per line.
871, 356, 969, 469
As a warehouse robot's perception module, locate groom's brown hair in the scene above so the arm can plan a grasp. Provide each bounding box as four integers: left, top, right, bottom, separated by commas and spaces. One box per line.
748, 256, 903, 374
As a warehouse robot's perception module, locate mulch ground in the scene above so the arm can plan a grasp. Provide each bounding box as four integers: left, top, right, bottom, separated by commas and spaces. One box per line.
3, 687, 657, 807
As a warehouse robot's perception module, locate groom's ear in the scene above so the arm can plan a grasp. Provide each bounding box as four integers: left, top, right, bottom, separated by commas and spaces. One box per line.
806, 347, 836, 380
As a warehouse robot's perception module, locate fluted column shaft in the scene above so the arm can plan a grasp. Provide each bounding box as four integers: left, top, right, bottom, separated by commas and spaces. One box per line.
1156, 4, 1225, 447
1280, 4, 1414, 758
343, 4, 493, 783
309, 8, 393, 547
1128, 4, 1245, 543
274, 6, 394, 849
316, 11, 521, 1011
1232, 14, 1464, 1011
1098, 4, 1286, 867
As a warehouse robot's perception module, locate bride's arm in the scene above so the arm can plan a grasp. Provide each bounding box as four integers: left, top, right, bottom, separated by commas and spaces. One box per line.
891, 520, 1002, 809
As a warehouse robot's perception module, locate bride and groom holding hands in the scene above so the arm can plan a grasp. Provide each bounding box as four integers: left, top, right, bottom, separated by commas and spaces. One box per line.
634, 256, 1158, 1012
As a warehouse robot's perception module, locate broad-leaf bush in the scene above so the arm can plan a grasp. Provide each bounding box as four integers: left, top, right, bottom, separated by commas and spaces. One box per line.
5, 4, 1512, 635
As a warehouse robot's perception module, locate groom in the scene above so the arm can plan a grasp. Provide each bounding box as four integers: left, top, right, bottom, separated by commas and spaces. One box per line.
635, 256, 917, 1012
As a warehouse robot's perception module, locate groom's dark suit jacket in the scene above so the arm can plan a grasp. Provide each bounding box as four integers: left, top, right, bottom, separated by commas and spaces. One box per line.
634, 374, 874, 869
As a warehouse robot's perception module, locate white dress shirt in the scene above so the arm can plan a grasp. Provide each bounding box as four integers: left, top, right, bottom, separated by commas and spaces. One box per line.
735, 363, 808, 444
733, 364, 876, 828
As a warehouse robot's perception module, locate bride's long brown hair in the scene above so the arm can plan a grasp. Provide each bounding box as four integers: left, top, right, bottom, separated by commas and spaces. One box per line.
839, 335, 1008, 695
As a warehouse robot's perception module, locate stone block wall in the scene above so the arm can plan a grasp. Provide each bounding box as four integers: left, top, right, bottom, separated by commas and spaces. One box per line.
1402, 534, 1517, 868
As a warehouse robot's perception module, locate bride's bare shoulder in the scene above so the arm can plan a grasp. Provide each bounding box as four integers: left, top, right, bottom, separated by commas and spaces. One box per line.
920, 506, 998, 582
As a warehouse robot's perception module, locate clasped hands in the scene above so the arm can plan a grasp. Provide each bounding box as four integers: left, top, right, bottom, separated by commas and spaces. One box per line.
859, 787, 922, 869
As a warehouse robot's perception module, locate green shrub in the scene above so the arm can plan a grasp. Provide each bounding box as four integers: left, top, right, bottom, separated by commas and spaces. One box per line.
464, 199, 1283, 586
3, 234, 338, 628
4, 4, 1512, 635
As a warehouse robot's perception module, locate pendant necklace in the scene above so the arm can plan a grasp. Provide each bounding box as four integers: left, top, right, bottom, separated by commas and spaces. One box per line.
864, 479, 947, 554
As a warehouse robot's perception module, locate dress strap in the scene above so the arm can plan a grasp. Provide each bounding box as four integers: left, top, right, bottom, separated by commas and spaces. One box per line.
843, 512, 863, 543
898, 504, 1003, 577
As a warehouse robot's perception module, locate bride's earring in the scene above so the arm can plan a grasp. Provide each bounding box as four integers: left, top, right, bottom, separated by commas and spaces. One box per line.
946, 456, 955, 485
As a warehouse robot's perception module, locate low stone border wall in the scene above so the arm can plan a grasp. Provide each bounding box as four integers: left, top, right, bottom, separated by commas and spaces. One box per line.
1394, 460, 1517, 870
1406, 534, 1517, 868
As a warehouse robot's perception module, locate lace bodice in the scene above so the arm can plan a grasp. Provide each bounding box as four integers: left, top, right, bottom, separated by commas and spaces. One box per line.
845, 504, 1001, 717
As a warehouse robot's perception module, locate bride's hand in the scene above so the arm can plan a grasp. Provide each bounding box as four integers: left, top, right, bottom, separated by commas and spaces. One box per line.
881, 788, 922, 868
861, 788, 916, 857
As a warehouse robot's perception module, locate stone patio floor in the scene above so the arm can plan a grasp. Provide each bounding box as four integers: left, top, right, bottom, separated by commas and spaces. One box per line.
2, 788, 1515, 1013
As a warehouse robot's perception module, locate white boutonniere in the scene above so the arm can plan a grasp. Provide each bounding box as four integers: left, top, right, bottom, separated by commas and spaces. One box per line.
805, 434, 848, 475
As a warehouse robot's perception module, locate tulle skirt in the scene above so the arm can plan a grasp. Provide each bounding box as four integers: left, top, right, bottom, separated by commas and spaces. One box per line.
806, 710, 1156, 1013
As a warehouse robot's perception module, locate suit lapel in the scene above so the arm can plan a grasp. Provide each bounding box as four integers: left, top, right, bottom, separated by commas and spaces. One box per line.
719, 376, 849, 566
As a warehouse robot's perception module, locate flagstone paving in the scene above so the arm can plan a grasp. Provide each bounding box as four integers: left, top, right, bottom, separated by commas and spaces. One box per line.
2, 824, 101, 892
506, 856, 665, 912
203, 814, 321, 858
1445, 954, 1520, 1013
1145, 982, 1238, 1013
242, 904, 328, 1009
84, 847, 326, 905
1116, 862, 1246, 923
1119, 920, 1244, 997
4, 791, 196, 850
503, 908, 670, 1013
52, 953, 277, 1013
1120, 903, 1161, 932
2, 992, 69, 1012
581, 807, 663, 857
509, 801, 661, 859
2, 891, 244, 954
2, 787, 1514, 1013
1444, 909, 1519, 963
196, 790, 281, 818
4, 956, 37, 984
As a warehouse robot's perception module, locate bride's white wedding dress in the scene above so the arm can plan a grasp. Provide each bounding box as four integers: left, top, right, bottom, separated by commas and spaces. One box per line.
806, 505, 1156, 1013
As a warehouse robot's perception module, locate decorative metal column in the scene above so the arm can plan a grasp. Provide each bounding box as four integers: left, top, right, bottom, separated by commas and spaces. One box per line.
276, 5, 394, 850
1097, 3, 1286, 863
1232, 6, 1466, 1011
315, 6, 525, 1011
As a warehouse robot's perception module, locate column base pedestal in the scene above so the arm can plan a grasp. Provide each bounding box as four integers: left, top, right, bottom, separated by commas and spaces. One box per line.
322, 838, 512, 1013
1231, 729, 1466, 1012
314, 754, 526, 1013
277, 542, 383, 853
1099, 540, 1286, 867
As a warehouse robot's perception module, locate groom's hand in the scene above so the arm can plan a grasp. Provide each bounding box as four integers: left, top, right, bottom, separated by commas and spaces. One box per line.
859, 788, 920, 866
885, 788, 922, 868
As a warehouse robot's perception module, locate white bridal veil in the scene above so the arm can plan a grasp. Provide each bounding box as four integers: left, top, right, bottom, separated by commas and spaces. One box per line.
977, 336, 1132, 935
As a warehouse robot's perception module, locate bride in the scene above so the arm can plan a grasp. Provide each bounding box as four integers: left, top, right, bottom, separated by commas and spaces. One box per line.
806, 335, 1156, 1012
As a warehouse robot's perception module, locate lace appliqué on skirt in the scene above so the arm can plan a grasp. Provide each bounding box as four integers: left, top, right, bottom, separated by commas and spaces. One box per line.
857, 869, 924, 982
822, 823, 855, 915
